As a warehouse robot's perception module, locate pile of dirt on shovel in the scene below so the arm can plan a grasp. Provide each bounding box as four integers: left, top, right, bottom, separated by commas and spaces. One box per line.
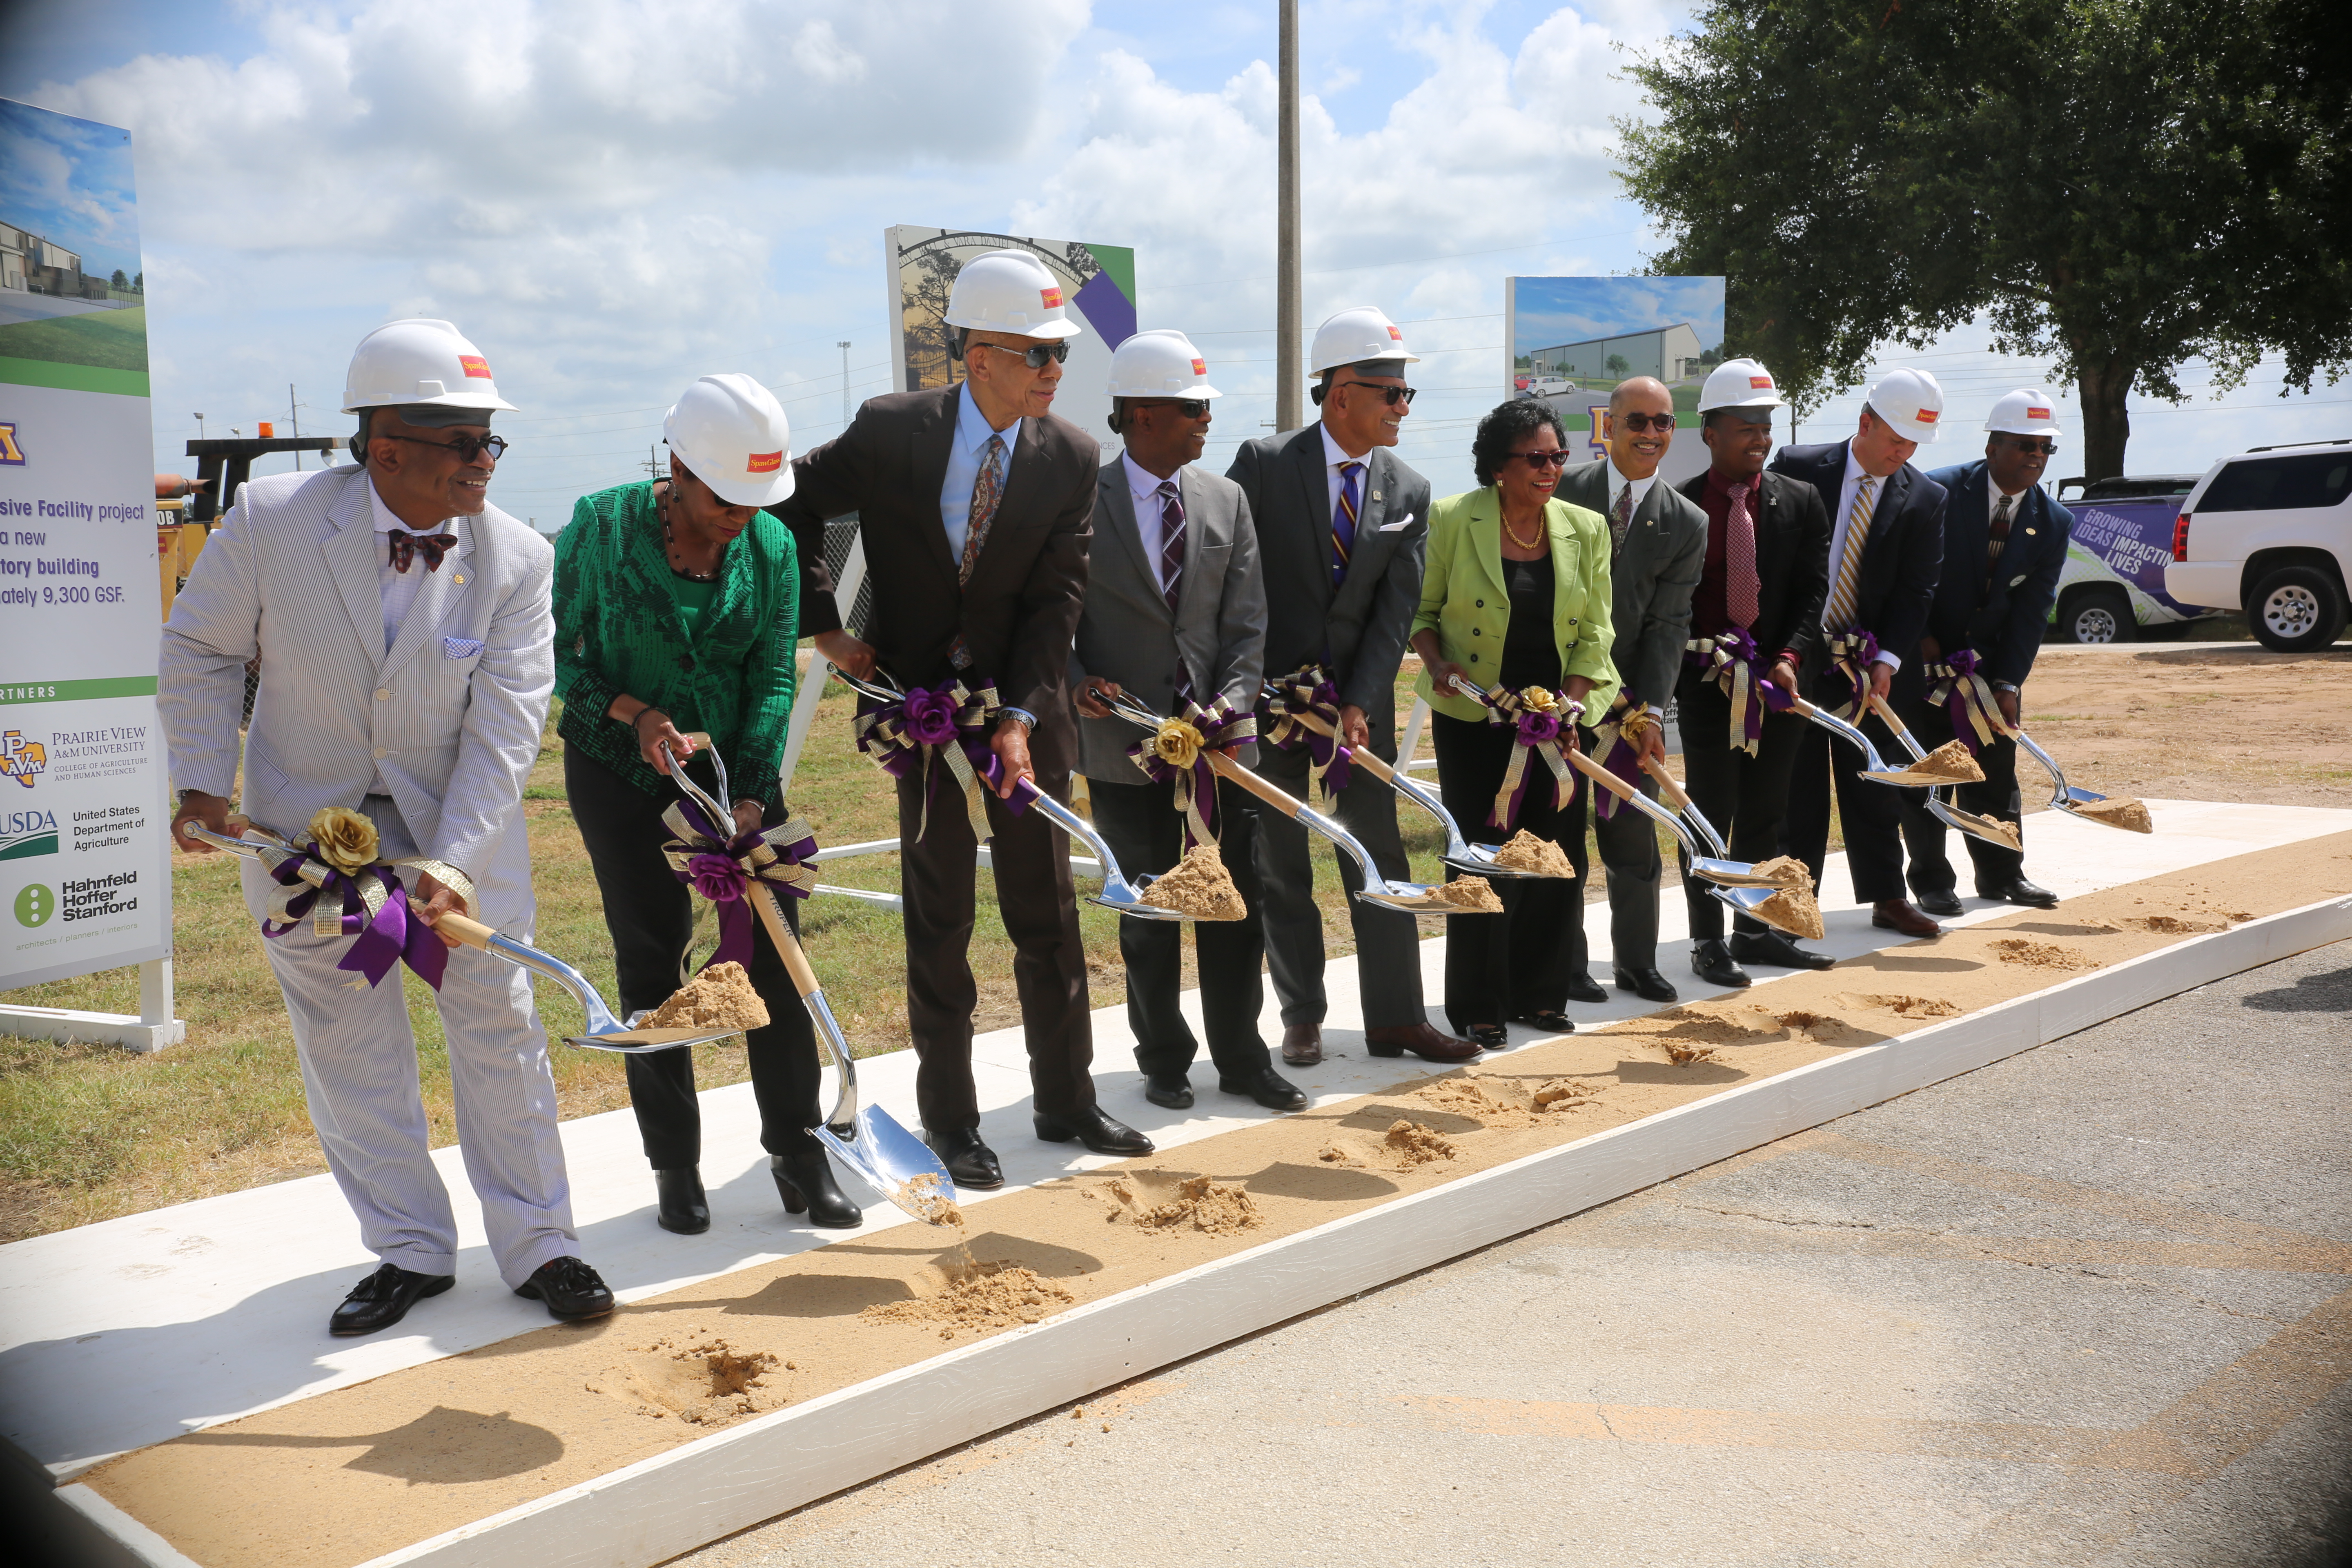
645, 961, 768, 1031
1146, 843, 1248, 920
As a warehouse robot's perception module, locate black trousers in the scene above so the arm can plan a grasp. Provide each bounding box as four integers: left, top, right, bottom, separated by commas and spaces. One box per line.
1087, 773, 1272, 1081
1252, 715, 1428, 1030
565, 749, 824, 1165
1431, 711, 1586, 1029
1568, 768, 1665, 974
898, 755, 1094, 1133
1781, 684, 1909, 905
1898, 697, 2028, 893
1674, 666, 1807, 940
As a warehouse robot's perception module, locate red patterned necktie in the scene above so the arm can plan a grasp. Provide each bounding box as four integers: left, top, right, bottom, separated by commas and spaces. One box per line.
1724, 481, 1761, 628
387, 529, 457, 573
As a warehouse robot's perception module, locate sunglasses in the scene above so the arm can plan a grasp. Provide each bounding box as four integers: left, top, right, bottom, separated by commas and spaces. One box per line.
1132, 398, 1212, 418
1513, 449, 1572, 469
1335, 380, 1417, 406
2001, 436, 2058, 455
979, 341, 1071, 369
384, 432, 508, 462
1615, 412, 1677, 432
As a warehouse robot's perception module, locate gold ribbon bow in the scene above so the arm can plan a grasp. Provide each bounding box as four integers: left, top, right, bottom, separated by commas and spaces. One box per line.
1488, 685, 1579, 829
247, 807, 476, 937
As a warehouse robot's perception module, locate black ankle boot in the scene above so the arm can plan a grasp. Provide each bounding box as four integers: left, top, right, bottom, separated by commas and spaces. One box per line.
771, 1151, 862, 1229
654, 1167, 709, 1234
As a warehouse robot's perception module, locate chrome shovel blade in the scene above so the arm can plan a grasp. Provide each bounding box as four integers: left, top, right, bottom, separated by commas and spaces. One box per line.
816, 1106, 958, 1225
1441, 844, 1544, 879
1708, 883, 1810, 938
1690, 855, 1789, 889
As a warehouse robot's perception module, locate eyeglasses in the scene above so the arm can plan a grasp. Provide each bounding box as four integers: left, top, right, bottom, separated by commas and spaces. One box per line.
1512, 449, 1572, 469
1132, 398, 1212, 418
383, 432, 508, 463
979, 341, 1070, 369
1615, 412, 1677, 432
2000, 436, 2058, 455
1334, 380, 1417, 406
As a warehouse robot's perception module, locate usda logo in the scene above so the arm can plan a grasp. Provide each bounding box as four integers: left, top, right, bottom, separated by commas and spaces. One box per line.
15, 882, 54, 927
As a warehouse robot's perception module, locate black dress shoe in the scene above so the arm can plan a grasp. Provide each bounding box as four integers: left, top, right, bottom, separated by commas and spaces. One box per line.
1035, 1105, 1156, 1156
1690, 939, 1751, 989
1613, 967, 1679, 1004
654, 1167, 709, 1235
328, 1262, 453, 1337
1871, 899, 1944, 938
1977, 876, 2058, 909
1562, 972, 1608, 1004
772, 1150, 862, 1228
513, 1256, 615, 1321
1507, 1009, 1577, 1035
1731, 930, 1838, 971
1460, 1022, 1509, 1049
1143, 1073, 1194, 1109
926, 1127, 1004, 1190
1915, 887, 1964, 918
1218, 1066, 1308, 1111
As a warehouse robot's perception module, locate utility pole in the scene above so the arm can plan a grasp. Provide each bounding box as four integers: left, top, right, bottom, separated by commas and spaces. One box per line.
1276, 0, 1303, 432
838, 341, 852, 430
288, 383, 302, 470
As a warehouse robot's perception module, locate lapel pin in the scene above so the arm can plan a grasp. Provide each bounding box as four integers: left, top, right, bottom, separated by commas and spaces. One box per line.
1371, 491, 1382, 502
2022, 529, 2034, 537
453, 572, 467, 584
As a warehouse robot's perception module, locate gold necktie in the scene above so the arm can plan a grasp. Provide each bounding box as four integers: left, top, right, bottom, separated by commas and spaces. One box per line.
1825, 475, 1878, 630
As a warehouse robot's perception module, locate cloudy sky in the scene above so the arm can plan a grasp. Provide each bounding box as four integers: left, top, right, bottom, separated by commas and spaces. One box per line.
5, 0, 2343, 517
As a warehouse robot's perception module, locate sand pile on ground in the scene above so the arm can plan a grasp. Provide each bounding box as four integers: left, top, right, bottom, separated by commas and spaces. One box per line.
1092, 1175, 1262, 1236
862, 1261, 1076, 1341
1755, 881, 1826, 941
1901, 741, 1984, 783
645, 962, 768, 1032
2123, 914, 2225, 935
1416, 1076, 1540, 1128
1319, 1118, 1461, 1171
1837, 993, 1962, 1020
899, 1172, 966, 1228
1531, 1078, 1605, 1112
1432, 877, 1504, 911
584, 1333, 789, 1427
1662, 1042, 1721, 1065
1773, 1010, 1837, 1032
1490, 830, 1576, 878
1612, 1007, 1776, 1048
1990, 938, 2093, 970
1146, 844, 1248, 920
2074, 797, 2153, 833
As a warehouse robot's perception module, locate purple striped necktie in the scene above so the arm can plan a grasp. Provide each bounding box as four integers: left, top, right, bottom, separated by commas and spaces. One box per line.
1332, 461, 1363, 588
1157, 479, 1192, 700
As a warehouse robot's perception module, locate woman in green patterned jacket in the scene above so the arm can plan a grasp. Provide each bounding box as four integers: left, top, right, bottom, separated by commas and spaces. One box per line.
553, 375, 858, 1234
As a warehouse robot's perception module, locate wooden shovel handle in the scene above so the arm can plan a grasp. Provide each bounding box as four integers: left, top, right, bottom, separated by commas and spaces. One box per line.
430, 910, 497, 950
745, 881, 820, 1000
1866, 692, 1914, 743
1637, 754, 1694, 813
1279, 708, 1401, 785
1558, 741, 1640, 805
1205, 751, 1307, 819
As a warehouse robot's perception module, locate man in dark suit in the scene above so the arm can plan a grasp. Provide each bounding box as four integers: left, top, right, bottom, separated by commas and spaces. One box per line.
1556, 376, 1707, 1003
1768, 369, 1949, 947
1673, 359, 1831, 990
1226, 305, 1475, 1067
770, 249, 1151, 1190
1904, 388, 2076, 913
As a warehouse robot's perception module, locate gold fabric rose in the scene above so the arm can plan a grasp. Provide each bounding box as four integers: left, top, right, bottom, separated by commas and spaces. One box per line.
1518, 686, 1561, 713
308, 806, 380, 875
1150, 717, 1205, 771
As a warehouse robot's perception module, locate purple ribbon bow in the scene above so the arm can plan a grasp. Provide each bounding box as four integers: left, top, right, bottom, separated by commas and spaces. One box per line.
262, 856, 448, 991
664, 792, 820, 972
1126, 695, 1257, 849
1825, 627, 1882, 721
1259, 664, 1355, 801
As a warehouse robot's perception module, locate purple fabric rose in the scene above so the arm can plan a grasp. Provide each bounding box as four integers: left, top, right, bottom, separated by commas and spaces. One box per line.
902, 686, 961, 746
1516, 710, 1562, 745
686, 852, 744, 903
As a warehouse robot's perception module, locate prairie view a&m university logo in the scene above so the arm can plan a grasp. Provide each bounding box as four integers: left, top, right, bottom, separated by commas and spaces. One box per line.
1, 730, 48, 788
0, 423, 24, 465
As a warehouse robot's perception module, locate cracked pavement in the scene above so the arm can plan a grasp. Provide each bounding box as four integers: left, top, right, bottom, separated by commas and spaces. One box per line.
683, 940, 2352, 1568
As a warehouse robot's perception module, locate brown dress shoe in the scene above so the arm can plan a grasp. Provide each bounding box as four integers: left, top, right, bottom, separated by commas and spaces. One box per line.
1871, 899, 1943, 938
1363, 1021, 1483, 1062
1281, 1022, 1323, 1067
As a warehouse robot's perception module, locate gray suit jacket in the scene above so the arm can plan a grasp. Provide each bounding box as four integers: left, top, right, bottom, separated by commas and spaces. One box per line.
1556, 458, 1707, 710
159, 463, 555, 928
1226, 423, 1429, 733
1070, 459, 1267, 780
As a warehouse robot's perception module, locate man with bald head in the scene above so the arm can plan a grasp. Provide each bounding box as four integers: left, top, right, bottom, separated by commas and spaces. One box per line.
1555, 378, 1707, 1001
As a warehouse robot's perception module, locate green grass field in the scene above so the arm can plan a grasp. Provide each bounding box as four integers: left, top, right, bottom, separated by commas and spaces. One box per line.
0, 303, 149, 372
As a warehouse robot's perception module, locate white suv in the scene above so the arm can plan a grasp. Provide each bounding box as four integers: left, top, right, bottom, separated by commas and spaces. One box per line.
2165, 441, 2352, 651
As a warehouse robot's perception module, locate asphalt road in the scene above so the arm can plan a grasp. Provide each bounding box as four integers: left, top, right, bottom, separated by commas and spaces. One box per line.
686, 940, 2352, 1568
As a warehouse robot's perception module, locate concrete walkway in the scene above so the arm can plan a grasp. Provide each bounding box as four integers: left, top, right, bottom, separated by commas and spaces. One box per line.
682, 940, 2352, 1568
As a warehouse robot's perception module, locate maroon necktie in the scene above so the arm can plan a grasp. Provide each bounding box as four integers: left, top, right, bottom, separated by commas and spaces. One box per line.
1724, 481, 1762, 628
1987, 492, 2015, 585
387, 530, 457, 573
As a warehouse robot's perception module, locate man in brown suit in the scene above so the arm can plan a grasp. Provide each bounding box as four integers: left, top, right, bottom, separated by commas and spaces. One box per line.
770, 249, 1152, 1189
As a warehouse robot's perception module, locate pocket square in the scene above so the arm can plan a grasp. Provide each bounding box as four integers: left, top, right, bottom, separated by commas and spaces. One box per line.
2008, 575, 2028, 588
1377, 512, 1417, 532
443, 637, 484, 659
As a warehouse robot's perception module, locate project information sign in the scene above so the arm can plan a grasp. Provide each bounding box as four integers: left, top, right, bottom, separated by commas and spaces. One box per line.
1504, 276, 1728, 492
0, 98, 170, 988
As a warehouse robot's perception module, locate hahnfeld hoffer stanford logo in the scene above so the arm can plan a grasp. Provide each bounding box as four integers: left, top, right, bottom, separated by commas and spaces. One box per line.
0, 729, 47, 788
0, 806, 57, 860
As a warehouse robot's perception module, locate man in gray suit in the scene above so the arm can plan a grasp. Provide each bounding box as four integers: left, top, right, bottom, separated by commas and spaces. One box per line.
1226, 306, 1476, 1067
162, 319, 610, 1337
1071, 331, 1300, 1113
1555, 377, 1708, 1003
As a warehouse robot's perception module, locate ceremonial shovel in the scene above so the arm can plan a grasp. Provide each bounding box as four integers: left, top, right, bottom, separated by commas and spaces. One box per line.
2012, 729, 2152, 833
1866, 695, 2024, 853
832, 669, 1204, 922
1104, 691, 1464, 915
182, 822, 739, 1054
1784, 691, 1980, 788
662, 741, 958, 1224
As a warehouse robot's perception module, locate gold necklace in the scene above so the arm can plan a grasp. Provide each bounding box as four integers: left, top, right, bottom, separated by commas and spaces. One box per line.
1501, 511, 1544, 552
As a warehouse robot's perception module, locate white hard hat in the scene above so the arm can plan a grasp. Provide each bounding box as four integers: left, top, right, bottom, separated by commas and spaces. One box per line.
1308, 305, 1418, 375
942, 248, 1082, 341
1866, 367, 1946, 443
1107, 329, 1221, 401
1696, 357, 1784, 413
664, 374, 794, 508
1985, 386, 2062, 437
342, 318, 517, 414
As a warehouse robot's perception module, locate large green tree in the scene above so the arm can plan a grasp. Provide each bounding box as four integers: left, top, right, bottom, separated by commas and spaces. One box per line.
1617, 0, 2351, 479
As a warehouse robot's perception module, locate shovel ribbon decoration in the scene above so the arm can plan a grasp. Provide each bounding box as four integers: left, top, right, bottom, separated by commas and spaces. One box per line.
1683, 628, 1782, 754
252, 808, 476, 991
660, 793, 821, 974
852, 676, 1008, 843
1470, 683, 1583, 830
1823, 628, 1882, 721
1924, 649, 2010, 753
1259, 663, 1354, 802
1126, 693, 1256, 849
1585, 699, 1658, 822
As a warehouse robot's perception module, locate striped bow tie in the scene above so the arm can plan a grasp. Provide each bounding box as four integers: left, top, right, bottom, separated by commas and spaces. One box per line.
387, 530, 458, 573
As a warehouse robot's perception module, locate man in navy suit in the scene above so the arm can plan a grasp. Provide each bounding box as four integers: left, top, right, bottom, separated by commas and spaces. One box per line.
1767, 369, 1949, 947
1902, 388, 2076, 912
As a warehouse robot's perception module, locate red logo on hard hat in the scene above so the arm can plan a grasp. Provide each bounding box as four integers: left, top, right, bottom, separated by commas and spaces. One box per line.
2027, 406, 2051, 420
1749, 375, 1772, 389
1387, 325, 1404, 341
458, 355, 492, 380
1190, 358, 1207, 376
1040, 287, 1063, 310
746, 451, 784, 474
1915, 408, 1939, 424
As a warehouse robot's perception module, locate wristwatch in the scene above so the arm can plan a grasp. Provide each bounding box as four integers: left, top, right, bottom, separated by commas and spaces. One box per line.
999, 706, 1037, 733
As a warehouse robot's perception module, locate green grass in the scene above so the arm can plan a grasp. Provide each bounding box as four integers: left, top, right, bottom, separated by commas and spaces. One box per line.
0, 303, 149, 372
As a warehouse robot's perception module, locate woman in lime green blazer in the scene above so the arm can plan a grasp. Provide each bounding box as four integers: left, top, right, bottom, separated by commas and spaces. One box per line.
1408, 399, 1618, 1046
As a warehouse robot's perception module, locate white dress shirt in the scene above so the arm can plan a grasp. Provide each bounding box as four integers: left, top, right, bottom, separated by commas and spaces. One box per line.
1122, 450, 1183, 597
939, 381, 1021, 565
1319, 421, 1373, 525
1825, 439, 1900, 668
365, 477, 468, 791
